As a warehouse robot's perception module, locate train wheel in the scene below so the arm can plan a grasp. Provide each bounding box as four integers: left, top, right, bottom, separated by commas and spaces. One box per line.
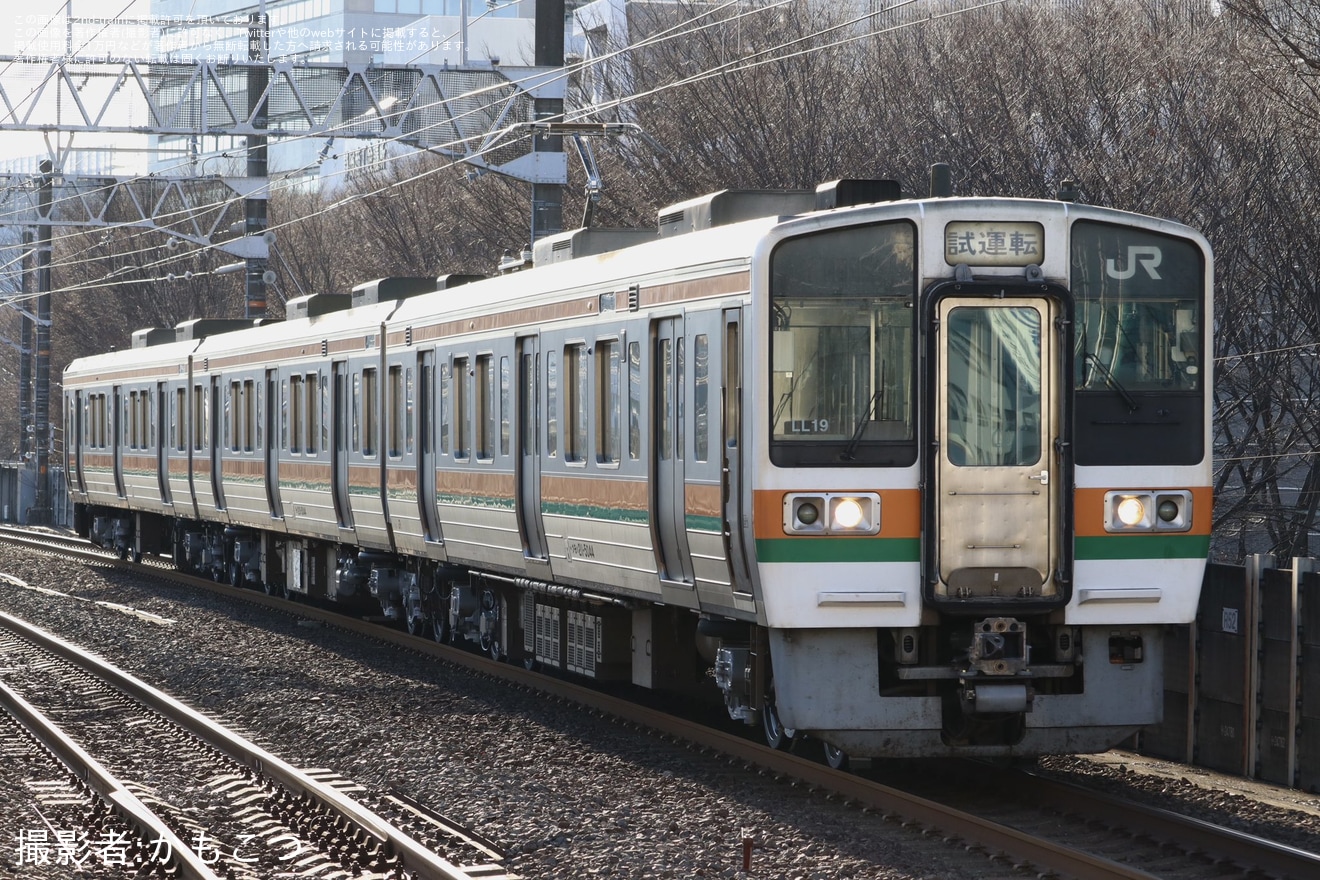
405, 612, 427, 638
431, 614, 450, 645
131, 548, 142, 564
263, 580, 284, 599
762, 680, 796, 751
823, 742, 849, 771
228, 561, 242, 589
482, 633, 502, 662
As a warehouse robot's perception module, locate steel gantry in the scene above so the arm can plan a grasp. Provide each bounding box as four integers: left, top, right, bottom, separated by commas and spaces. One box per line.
0, 53, 568, 523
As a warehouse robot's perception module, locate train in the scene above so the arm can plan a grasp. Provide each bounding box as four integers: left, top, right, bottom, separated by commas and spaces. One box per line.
63, 173, 1213, 761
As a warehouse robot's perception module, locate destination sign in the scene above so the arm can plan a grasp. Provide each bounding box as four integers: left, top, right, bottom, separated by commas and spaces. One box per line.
944, 221, 1044, 267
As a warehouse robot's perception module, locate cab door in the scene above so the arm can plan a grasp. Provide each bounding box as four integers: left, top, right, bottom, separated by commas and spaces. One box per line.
932, 292, 1067, 604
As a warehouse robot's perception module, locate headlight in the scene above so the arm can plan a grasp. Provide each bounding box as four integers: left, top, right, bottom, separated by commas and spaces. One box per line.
1116, 496, 1147, 527
832, 497, 865, 530
1104, 490, 1193, 532
784, 493, 881, 535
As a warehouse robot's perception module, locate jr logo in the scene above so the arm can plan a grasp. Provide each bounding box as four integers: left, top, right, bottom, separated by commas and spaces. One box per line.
1105, 245, 1163, 280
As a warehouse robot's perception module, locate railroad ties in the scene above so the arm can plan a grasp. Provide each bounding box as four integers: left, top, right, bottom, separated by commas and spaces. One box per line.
0, 611, 516, 880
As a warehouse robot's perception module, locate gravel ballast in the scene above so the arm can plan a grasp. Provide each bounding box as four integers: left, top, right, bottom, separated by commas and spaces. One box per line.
1, 546, 1318, 879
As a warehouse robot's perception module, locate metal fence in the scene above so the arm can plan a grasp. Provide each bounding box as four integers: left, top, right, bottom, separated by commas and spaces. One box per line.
0, 461, 70, 528
1138, 555, 1320, 792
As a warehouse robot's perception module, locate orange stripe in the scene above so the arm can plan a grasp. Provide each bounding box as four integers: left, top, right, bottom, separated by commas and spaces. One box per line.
436, 468, 516, 500
541, 473, 646, 510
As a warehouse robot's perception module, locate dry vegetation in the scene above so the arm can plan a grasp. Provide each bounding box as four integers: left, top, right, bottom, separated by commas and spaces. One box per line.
2, 0, 1318, 558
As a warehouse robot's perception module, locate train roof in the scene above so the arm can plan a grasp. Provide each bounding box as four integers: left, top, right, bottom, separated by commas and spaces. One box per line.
65, 183, 1211, 382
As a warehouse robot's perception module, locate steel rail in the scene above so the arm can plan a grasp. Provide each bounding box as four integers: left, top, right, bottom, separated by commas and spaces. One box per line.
1005, 764, 1320, 880
0, 608, 492, 880
0, 678, 224, 880
7, 528, 1314, 878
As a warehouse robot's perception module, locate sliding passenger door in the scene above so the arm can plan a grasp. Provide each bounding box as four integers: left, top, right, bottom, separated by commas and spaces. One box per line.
331, 360, 353, 529
156, 381, 171, 506
265, 369, 283, 520
112, 388, 126, 499
516, 334, 548, 562
72, 391, 86, 495
654, 317, 693, 585
209, 376, 226, 511
417, 350, 442, 543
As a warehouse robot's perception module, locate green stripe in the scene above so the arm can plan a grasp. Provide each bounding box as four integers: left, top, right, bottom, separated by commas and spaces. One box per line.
687, 514, 721, 532
755, 537, 921, 563
1075, 534, 1209, 560
542, 501, 648, 524
437, 493, 516, 511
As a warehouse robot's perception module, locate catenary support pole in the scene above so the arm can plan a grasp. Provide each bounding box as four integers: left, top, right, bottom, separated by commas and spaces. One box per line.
532, 0, 565, 243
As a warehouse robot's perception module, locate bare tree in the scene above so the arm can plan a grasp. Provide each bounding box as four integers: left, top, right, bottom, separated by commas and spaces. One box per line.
23, 0, 1320, 560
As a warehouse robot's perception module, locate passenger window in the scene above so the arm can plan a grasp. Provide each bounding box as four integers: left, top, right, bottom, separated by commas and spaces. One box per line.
244, 379, 256, 452
362, 367, 377, 458
229, 381, 240, 452
597, 339, 620, 465
289, 376, 301, 454
628, 342, 641, 460
453, 357, 469, 459
476, 354, 493, 460
176, 388, 186, 452
499, 356, 510, 457
565, 344, 587, 463
546, 351, 558, 458
676, 337, 685, 461
405, 367, 415, 455
351, 373, 361, 453
694, 334, 708, 462
440, 361, 451, 455
307, 373, 320, 455
388, 365, 403, 458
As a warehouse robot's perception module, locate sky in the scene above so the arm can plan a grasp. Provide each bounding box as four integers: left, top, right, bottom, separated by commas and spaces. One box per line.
3, 1, 155, 171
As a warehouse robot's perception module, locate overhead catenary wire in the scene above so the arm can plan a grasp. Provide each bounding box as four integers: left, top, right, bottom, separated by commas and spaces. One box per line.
2, 0, 938, 293
0, 0, 786, 235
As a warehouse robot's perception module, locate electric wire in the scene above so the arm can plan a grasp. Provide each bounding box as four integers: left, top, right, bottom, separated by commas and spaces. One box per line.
0, 0, 796, 276
2, 1, 903, 290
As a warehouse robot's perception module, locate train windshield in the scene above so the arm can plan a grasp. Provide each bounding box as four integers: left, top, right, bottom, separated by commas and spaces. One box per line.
1070, 220, 1207, 466
1071, 222, 1204, 393
769, 221, 917, 466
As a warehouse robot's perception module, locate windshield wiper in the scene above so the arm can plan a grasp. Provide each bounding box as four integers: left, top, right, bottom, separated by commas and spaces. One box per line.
839, 390, 881, 461
1085, 353, 1139, 412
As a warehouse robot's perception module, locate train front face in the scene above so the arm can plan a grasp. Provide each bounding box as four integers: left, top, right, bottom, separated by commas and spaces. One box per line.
753, 198, 1212, 757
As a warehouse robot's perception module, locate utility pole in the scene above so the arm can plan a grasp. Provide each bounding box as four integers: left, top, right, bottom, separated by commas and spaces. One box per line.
532, 0, 565, 243
246, 11, 270, 320
33, 160, 53, 524
19, 228, 32, 461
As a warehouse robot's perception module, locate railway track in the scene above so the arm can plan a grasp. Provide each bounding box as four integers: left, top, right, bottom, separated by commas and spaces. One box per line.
2, 525, 1319, 878
0, 599, 514, 879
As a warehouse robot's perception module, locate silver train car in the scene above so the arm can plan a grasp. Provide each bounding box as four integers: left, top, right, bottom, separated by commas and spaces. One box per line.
64, 179, 1213, 759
